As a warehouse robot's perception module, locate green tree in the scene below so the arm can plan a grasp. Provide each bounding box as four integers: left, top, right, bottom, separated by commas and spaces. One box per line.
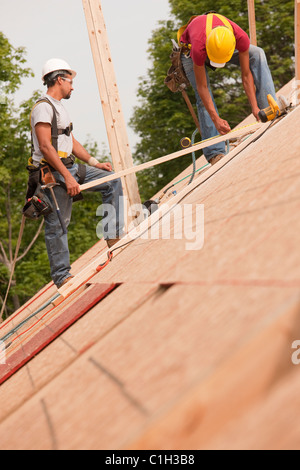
0, 33, 38, 318
130, 0, 295, 201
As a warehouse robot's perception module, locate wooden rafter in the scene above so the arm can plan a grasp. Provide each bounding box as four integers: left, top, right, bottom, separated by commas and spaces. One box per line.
82, 0, 141, 214
247, 0, 257, 46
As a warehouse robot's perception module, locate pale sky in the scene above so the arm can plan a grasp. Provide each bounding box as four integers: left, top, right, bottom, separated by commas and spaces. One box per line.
0, 0, 171, 155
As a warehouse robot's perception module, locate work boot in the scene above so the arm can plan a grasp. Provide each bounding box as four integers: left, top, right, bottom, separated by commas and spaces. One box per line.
209, 154, 225, 165
58, 275, 74, 289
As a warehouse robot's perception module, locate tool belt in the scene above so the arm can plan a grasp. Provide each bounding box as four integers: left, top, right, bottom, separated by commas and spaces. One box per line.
24, 98, 86, 218
25, 158, 86, 202
23, 163, 86, 220
22, 183, 53, 220
164, 42, 190, 93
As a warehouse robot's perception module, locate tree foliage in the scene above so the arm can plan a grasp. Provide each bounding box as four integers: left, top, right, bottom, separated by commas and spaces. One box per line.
130, 0, 295, 201
0, 33, 37, 318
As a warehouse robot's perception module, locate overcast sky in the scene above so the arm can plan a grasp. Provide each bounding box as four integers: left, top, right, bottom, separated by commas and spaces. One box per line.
0, 0, 171, 155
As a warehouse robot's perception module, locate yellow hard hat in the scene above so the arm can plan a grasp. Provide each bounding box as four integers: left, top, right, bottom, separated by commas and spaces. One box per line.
206, 26, 236, 68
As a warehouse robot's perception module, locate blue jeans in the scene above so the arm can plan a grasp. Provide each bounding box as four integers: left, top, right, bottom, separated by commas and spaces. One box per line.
181, 45, 277, 161
44, 164, 124, 287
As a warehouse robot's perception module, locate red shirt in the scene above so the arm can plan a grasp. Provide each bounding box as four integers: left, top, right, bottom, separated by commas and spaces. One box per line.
180, 15, 250, 66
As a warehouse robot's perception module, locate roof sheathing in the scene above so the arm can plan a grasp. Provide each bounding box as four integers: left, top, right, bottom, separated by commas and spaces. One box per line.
0, 100, 299, 449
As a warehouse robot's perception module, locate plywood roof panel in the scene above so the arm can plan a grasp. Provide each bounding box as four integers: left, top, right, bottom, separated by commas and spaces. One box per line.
0, 84, 299, 449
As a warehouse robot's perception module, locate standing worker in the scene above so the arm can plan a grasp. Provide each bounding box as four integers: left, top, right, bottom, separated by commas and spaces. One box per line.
179, 12, 277, 165
29, 58, 125, 288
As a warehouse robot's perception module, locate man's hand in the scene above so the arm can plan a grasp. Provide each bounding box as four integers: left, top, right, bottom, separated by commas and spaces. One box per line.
214, 117, 231, 135
252, 106, 261, 121
96, 162, 113, 172
64, 173, 81, 197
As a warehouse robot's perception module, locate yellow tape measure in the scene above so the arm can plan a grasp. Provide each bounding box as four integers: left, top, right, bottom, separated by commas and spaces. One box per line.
180, 121, 260, 149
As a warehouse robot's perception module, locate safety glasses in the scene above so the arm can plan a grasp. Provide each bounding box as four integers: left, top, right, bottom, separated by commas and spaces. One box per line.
61, 77, 73, 85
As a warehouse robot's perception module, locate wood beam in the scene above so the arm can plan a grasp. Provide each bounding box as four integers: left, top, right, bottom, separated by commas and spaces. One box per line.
79, 122, 265, 192
82, 0, 141, 213
247, 0, 257, 46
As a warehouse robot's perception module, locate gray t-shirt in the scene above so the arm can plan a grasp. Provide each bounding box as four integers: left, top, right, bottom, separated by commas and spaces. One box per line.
31, 94, 73, 166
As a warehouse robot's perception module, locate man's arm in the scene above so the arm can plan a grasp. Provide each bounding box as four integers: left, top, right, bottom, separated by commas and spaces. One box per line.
72, 136, 112, 172
193, 63, 231, 135
35, 122, 80, 197
239, 49, 260, 121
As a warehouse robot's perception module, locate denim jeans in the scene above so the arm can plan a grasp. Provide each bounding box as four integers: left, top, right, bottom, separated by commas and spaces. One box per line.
43, 164, 124, 287
181, 45, 277, 161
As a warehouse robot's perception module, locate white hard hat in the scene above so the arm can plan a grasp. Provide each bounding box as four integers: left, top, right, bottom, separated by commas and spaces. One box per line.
42, 58, 77, 82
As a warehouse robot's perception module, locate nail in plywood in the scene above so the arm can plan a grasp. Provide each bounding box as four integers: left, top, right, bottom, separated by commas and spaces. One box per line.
82, 0, 141, 214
